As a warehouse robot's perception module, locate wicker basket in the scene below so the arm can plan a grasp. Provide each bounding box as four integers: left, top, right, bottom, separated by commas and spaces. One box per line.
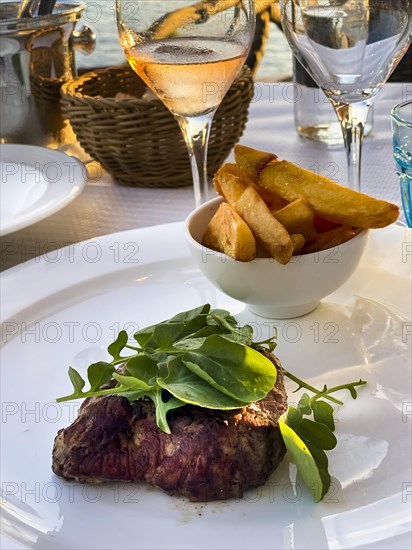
61, 65, 254, 187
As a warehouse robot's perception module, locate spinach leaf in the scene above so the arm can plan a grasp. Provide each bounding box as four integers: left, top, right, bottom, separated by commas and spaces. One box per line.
310, 399, 335, 431
183, 335, 277, 403
152, 322, 185, 349
279, 420, 324, 502
158, 357, 250, 409
126, 354, 158, 386
297, 392, 312, 415
298, 418, 337, 450
168, 304, 211, 322
87, 362, 115, 392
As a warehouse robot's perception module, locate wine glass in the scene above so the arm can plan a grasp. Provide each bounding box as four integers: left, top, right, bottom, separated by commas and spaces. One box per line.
116, 0, 256, 206
280, 0, 412, 192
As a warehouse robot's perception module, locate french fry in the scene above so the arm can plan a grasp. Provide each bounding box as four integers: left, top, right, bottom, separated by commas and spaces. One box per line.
290, 234, 306, 255
233, 146, 286, 209
256, 237, 305, 257
214, 162, 256, 189
202, 203, 256, 261
215, 163, 287, 210
272, 198, 317, 243
213, 165, 248, 203
256, 242, 271, 258
255, 185, 288, 211
234, 144, 277, 183
259, 160, 399, 229
233, 186, 294, 265
313, 216, 341, 233
303, 226, 357, 254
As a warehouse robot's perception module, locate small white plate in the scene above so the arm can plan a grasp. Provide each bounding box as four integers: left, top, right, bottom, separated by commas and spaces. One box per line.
0, 222, 411, 550
0, 144, 87, 236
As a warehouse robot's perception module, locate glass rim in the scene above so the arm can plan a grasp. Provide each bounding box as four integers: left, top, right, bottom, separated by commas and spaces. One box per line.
391, 100, 412, 128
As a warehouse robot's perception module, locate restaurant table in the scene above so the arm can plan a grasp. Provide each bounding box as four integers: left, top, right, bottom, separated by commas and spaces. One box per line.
1, 81, 410, 272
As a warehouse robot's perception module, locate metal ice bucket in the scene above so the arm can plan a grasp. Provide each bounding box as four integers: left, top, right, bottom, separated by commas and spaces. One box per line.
0, 1, 95, 147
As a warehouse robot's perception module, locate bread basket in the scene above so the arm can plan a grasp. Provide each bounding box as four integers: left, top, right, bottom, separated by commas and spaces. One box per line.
60, 65, 254, 187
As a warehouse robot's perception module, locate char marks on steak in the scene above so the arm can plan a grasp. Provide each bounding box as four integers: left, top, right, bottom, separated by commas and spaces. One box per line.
52, 352, 287, 501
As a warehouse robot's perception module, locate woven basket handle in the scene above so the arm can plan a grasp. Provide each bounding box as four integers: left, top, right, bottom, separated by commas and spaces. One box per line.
148, 0, 277, 39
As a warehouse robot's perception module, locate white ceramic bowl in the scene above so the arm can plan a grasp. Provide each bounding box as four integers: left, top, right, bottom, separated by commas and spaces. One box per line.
185, 196, 369, 319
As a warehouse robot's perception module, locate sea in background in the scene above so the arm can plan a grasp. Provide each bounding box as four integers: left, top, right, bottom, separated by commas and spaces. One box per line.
76, 1, 293, 81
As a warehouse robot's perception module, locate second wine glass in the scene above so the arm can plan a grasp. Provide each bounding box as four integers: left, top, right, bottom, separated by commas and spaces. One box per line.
281, 0, 411, 192
116, 0, 255, 206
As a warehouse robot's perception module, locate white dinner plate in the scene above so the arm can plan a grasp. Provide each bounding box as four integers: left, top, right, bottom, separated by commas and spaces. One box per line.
0, 144, 86, 236
1, 222, 411, 550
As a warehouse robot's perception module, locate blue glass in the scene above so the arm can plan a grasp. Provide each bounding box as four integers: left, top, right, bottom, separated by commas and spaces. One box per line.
391, 101, 412, 228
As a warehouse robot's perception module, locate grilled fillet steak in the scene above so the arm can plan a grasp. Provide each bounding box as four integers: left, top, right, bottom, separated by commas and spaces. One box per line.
52, 352, 287, 501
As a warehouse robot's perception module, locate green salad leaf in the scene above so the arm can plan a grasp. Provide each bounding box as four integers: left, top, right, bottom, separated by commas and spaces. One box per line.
279, 421, 324, 502
107, 331, 129, 362
87, 362, 116, 392
182, 335, 275, 402
158, 356, 250, 409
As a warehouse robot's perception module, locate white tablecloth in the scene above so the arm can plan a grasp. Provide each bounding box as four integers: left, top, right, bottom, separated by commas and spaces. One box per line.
0, 82, 409, 271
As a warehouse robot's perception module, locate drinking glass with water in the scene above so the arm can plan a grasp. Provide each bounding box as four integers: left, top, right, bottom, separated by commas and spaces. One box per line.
391, 101, 412, 227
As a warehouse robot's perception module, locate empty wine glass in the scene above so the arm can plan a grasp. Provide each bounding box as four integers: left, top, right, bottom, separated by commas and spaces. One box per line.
280, 0, 412, 192
116, 0, 255, 206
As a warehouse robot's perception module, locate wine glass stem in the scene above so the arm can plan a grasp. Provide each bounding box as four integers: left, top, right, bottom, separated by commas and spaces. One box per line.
333, 99, 372, 192
176, 112, 216, 207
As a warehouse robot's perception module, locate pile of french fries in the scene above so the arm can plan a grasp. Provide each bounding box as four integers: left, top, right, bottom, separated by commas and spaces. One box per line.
202, 145, 399, 264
